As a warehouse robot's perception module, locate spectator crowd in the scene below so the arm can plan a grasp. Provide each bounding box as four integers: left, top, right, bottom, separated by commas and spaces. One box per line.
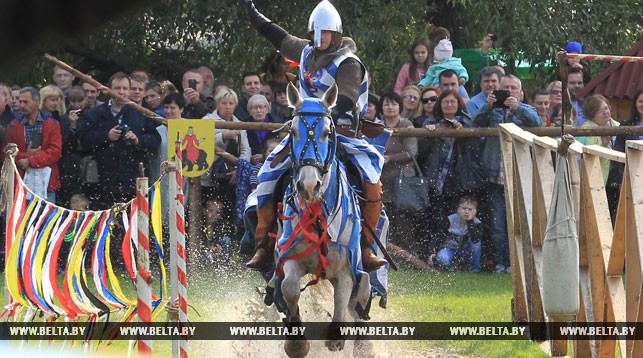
1, 30, 641, 274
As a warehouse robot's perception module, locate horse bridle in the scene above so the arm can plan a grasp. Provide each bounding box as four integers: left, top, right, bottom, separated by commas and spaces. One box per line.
290, 110, 336, 176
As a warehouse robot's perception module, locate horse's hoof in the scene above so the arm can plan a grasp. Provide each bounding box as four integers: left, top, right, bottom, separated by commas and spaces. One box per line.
324, 339, 345, 351
284, 338, 310, 358
263, 286, 274, 306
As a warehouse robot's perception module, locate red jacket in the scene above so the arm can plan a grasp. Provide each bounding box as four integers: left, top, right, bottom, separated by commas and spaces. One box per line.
4, 114, 63, 191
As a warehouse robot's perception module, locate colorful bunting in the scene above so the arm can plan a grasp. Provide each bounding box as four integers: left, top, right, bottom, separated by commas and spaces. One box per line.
2, 156, 172, 338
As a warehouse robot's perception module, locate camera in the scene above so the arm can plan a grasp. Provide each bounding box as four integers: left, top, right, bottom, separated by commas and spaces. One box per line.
188, 79, 197, 90
117, 124, 134, 145
492, 90, 510, 109
490, 34, 498, 42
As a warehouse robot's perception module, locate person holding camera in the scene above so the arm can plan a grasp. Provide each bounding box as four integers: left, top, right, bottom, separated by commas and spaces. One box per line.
181, 69, 211, 119
79, 72, 161, 209
473, 74, 539, 273
465, 66, 503, 118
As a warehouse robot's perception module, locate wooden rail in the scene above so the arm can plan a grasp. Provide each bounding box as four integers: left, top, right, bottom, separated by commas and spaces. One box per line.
210, 121, 643, 138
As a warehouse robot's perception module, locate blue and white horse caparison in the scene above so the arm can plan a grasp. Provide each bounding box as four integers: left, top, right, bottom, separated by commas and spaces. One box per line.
269, 83, 374, 357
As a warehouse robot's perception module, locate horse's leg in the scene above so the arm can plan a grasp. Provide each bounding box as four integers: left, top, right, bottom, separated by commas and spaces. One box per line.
350, 273, 375, 358
326, 270, 352, 352
282, 260, 310, 358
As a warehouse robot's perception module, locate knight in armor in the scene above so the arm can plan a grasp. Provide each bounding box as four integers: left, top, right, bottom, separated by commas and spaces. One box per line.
241, 0, 388, 272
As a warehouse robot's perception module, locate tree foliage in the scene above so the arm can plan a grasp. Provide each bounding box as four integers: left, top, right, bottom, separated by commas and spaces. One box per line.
5, 0, 642, 93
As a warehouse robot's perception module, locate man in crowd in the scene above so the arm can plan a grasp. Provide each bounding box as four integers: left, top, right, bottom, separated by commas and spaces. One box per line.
466, 66, 503, 118
567, 67, 587, 126
181, 69, 210, 119
130, 69, 150, 84
197, 65, 216, 97
82, 81, 103, 110
11, 86, 21, 113
473, 74, 540, 274
438, 69, 469, 103
233, 72, 262, 121
79, 72, 161, 208
53, 65, 75, 94
5, 87, 62, 202
129, 75, 146, 105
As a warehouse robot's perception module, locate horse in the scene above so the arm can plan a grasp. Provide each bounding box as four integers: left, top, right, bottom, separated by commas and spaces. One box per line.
269, 83, 374, 358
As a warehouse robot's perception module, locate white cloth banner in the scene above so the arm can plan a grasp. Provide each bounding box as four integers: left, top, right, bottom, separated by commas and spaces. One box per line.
24, 166, 51, 199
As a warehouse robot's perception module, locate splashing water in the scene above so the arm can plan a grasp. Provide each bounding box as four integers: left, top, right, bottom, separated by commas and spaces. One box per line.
174, 267, 458, 358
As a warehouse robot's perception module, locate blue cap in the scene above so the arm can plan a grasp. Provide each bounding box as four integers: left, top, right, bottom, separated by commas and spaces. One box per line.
565, 41, 583, 53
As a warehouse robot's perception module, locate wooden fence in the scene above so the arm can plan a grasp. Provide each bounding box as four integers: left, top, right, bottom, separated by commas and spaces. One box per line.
500, 123, 642, 357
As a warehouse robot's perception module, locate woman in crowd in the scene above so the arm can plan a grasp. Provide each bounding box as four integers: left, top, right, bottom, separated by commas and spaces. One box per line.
394, 39, 430, 94
58, 86, 87, 207
363, 94, 381, 123
606, 87, 643, 221
379, 91, 418, 254
532, 89, 552, 127
39, 85, 65, 119
578, 94, 619, 183
245, 94, 283, 164
400, 85, 422, 122
202, 88, 251, 226
143, 81, 166, 117
546, 81, 563, 111
412, 86, 440, 128
417, 90, 481, 260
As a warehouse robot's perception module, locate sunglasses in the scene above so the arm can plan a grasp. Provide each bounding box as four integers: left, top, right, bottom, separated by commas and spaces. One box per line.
421, 96, 439, 104
403, 95, 419, 101
550, 90, 562, 95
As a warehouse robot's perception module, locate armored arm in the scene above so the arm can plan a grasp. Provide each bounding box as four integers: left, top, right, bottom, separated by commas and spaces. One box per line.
331, 58, 364, 123
240, 0, 289, 49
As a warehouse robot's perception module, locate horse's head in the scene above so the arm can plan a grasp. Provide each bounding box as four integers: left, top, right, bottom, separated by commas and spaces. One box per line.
287, 82, 338, 203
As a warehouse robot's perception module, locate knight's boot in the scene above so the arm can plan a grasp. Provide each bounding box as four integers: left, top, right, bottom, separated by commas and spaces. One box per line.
360, 181, 388, 271
246, 204, 276, 271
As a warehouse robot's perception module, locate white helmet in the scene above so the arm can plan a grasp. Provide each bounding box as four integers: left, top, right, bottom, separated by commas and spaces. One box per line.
308, 0, 343, 48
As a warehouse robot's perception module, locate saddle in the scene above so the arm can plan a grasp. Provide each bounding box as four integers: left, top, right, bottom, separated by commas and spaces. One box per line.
335, 119, 384, 139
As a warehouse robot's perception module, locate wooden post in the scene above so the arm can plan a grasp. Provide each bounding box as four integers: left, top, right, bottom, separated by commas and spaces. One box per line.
169, 135, 189, 358
136, 171, 153, 356
168, 157, 179, 358
3, 144, 17, 309
625, 141, 643, 358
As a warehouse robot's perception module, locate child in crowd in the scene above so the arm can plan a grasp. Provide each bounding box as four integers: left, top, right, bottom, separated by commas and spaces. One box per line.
69, 193, 90, 211
418, 39, 469, 90
394, 39, 430, 94
434, 196, 483, 272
